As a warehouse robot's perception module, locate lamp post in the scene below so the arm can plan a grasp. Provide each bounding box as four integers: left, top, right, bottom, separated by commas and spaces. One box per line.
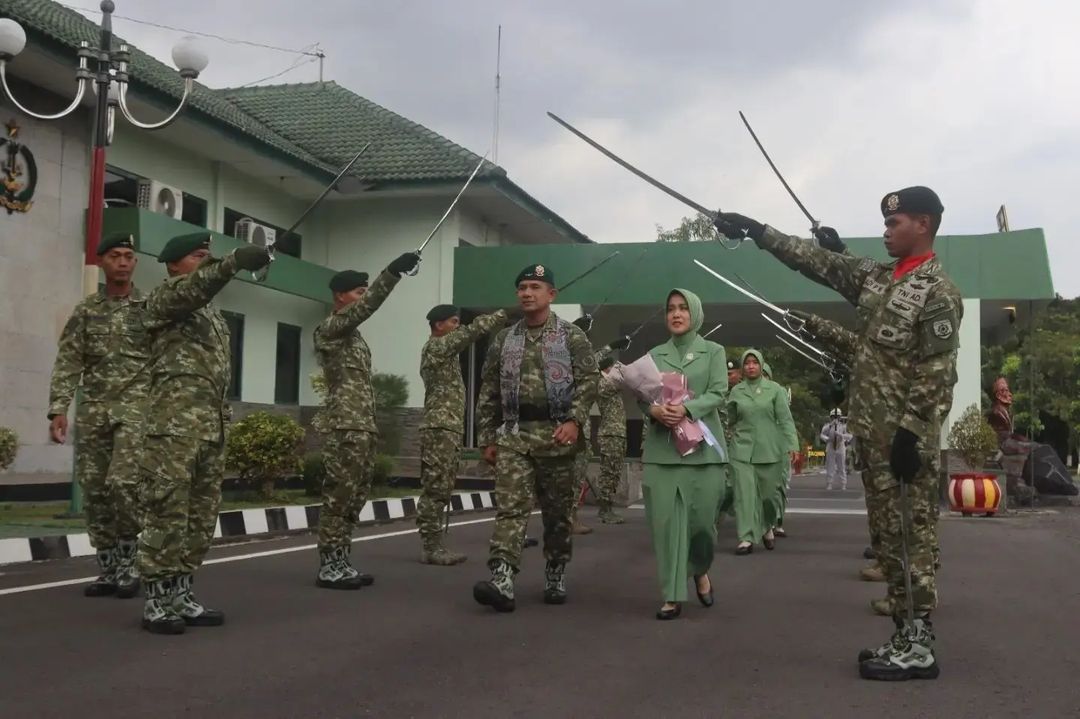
0, 3, 208, 513
0, 0, 209, 297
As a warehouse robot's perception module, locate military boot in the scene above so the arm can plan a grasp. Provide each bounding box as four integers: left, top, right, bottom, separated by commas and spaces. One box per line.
871, 597, 894, 616
571, 511, 593, 535
84, 548, 119, 597
114, 538, 141, 599
473, 559, 516, 612
316, 547, 366, 590
597, 502, 625, 525
857, 615, 904, 663
542, 561, 568, 605
420, 535, 467, 566
171, 574, 224, 626
859, 563, 886, 582
141, 577, 185, 635
859, 617, 939, 681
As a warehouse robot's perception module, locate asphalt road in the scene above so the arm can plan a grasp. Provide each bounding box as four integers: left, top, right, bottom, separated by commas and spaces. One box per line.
2, 473, 1079, 719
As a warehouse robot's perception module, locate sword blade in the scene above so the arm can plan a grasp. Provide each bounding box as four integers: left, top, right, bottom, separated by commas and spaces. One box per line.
282, 143, 372, 241
418, 152, 489, 254
693, 259, 790, 316
738, 111, 817, 228
761, 313, 827, 358
548, 111, 716, 218
558, 250, 620, 293
627, 306, 664, 339
591, 247, 648, 317
703, 322, 723, 338
776, 335, 829, 370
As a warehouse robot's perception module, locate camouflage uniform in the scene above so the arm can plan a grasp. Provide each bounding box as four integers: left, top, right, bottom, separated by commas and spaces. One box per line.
596, 366, 627, 518
476, 314, 598, 584
418, 310, 507, 559
48, 288, 150, 594
757, 226, 961, 620
313, 270, 400, 576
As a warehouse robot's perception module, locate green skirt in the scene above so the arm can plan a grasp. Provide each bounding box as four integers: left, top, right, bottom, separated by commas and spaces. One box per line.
642, 463, 728, 602
729, 460, 786, 543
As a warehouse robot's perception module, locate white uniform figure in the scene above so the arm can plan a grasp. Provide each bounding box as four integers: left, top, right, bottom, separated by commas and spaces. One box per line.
820, 409, 852, 490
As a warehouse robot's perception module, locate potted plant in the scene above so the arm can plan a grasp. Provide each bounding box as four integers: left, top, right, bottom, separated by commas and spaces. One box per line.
946, 404, 1003, 516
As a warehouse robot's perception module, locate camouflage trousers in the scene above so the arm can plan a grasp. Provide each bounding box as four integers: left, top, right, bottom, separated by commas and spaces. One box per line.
858, 437, 939, 617
418, 429, 460, 539
136, 434, 224, 581
318, 429, 376, 551
490, 448, 576, 571
76, 418, 143, 549
597, 435, 626, 505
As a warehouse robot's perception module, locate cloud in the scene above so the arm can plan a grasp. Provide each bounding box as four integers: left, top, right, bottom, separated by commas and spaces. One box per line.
85, 0, 1079, 295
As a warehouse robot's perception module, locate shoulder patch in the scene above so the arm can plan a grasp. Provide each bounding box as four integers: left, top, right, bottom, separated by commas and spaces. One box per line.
932, 319, 955, 339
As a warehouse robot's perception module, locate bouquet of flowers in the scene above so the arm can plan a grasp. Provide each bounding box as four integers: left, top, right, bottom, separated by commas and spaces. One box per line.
607, 354, 723, 458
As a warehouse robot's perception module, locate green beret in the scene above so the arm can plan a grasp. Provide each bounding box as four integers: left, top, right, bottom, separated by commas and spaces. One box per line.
158, 232, 211, 263
329, 270, 369, 293
97, 233, 135, 255
514, 263, 555, 288
426, 304, 459, 323
881, 186, 944, 218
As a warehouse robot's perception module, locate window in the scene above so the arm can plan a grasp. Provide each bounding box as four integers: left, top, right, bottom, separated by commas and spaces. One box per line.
181, 193, 208, 227
105, 165, 208, 228
222, 311, 245, 400
224, 207, 301, 259
274, 323, 302, 405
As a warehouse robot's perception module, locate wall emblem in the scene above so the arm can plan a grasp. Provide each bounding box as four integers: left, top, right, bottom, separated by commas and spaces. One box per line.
1, 119, 37, 215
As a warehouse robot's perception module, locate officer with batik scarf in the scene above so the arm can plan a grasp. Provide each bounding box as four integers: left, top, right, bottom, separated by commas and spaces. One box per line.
473, 263, 599, 612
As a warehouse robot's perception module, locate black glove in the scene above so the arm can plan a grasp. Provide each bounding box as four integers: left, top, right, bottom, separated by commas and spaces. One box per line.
812, 226, 846, 254
388, 252, 420, 277
890, 427, 921, 484
233, 245, 272, 271
572, 315, 594, 333
607, 335, 631, 351
713, 211, 765, 242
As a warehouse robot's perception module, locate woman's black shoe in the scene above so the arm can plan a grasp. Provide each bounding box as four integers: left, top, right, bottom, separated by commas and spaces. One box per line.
656, 603, 682, 620
764, 536, 776, 551
735, 544, 753, 556
693, 575, 714, 608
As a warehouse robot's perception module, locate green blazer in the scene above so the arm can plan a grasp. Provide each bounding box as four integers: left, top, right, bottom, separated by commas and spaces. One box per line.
640, 335, 729, 466
727, 378, 799, 464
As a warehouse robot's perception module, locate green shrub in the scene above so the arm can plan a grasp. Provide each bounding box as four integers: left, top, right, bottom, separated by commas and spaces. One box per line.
373, 373, 409, 455
302, 451, 326, 496
372, 454, 395, 485
948, 404, 999, 471
226, 412, 305, 498
0, 427, 17, 471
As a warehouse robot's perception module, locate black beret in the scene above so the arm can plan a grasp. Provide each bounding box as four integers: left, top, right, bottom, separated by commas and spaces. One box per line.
97, 233, 135, 255
598, 355, 616, 372
329, 270, 369, 293
426, 304, 459, 323
514, 263, 555, 287
881, 186, 944, 218
727, 359, 740, 370
158, 232, 211, 263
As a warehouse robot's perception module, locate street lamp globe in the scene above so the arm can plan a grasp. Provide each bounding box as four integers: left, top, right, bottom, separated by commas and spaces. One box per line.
0, 18, 28, 60
171, 35, 208, 79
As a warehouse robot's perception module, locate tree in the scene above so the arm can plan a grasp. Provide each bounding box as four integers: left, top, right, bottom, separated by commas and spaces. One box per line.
656, 214, 717, 242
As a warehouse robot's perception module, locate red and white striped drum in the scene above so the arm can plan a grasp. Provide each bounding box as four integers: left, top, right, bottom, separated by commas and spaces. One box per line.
948, 473, 1002, 516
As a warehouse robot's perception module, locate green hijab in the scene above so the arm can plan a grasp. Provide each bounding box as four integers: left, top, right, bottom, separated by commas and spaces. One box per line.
667, 287, 703, 353
741, 348, 765, 385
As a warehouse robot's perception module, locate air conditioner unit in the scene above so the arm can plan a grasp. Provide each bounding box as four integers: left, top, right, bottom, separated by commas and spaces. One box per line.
136, 179, 183, 219
233, 217, 276, 248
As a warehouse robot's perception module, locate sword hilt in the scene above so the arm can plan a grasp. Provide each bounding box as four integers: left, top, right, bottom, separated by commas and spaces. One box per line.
252, 244, 276, 283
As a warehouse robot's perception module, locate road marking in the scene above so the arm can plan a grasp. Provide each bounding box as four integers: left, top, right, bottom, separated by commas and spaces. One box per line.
0, 514, 508, 598
627, 504, 866, 516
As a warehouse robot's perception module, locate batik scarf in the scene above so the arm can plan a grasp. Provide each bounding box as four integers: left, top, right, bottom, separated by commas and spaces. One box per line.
499, 315, 574, 435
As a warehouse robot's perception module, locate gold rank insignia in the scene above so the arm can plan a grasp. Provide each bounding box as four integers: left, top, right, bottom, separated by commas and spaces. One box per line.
535, 265, 545, 276
886, 194, 900, 212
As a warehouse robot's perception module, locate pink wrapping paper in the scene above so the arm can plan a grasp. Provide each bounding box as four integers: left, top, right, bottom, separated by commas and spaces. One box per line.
660, 372, 704, 456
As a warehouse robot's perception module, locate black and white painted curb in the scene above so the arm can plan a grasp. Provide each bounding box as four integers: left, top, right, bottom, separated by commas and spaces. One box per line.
0, 490, 496, 566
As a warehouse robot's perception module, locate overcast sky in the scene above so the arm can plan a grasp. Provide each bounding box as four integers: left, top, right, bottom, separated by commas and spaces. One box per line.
73, 0, 1079, 296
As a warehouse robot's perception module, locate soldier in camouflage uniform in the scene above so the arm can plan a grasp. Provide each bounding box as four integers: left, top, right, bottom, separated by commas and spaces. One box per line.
714, 186, 960, 681
137, 233, 271, 634
313, 253, 420, 589
48, 234, 149, 599
418, 303, 510, 565
473, 264, 599, 612
596, 348, 630, 524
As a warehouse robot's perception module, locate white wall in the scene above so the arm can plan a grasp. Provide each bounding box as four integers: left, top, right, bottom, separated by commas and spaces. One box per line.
940, 297, 982, 448
0, 101, 89, 475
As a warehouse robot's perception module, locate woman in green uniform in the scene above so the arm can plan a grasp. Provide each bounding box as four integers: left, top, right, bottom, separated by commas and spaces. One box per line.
727, 350, 798, 555
641, 289, 729, 620
762, 362, 795, 539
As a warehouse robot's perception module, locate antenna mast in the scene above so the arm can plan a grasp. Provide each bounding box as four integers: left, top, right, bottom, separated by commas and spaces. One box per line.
492, 25, 502, 164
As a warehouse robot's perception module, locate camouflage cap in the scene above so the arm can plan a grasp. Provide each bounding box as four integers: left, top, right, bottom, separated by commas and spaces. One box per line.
97, 233, 136, 255
880, 186, 944, 218
329, 270, 369, 293
426, 304, 459, 322
515, 263, 554, 287
158, 232, 211, 263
